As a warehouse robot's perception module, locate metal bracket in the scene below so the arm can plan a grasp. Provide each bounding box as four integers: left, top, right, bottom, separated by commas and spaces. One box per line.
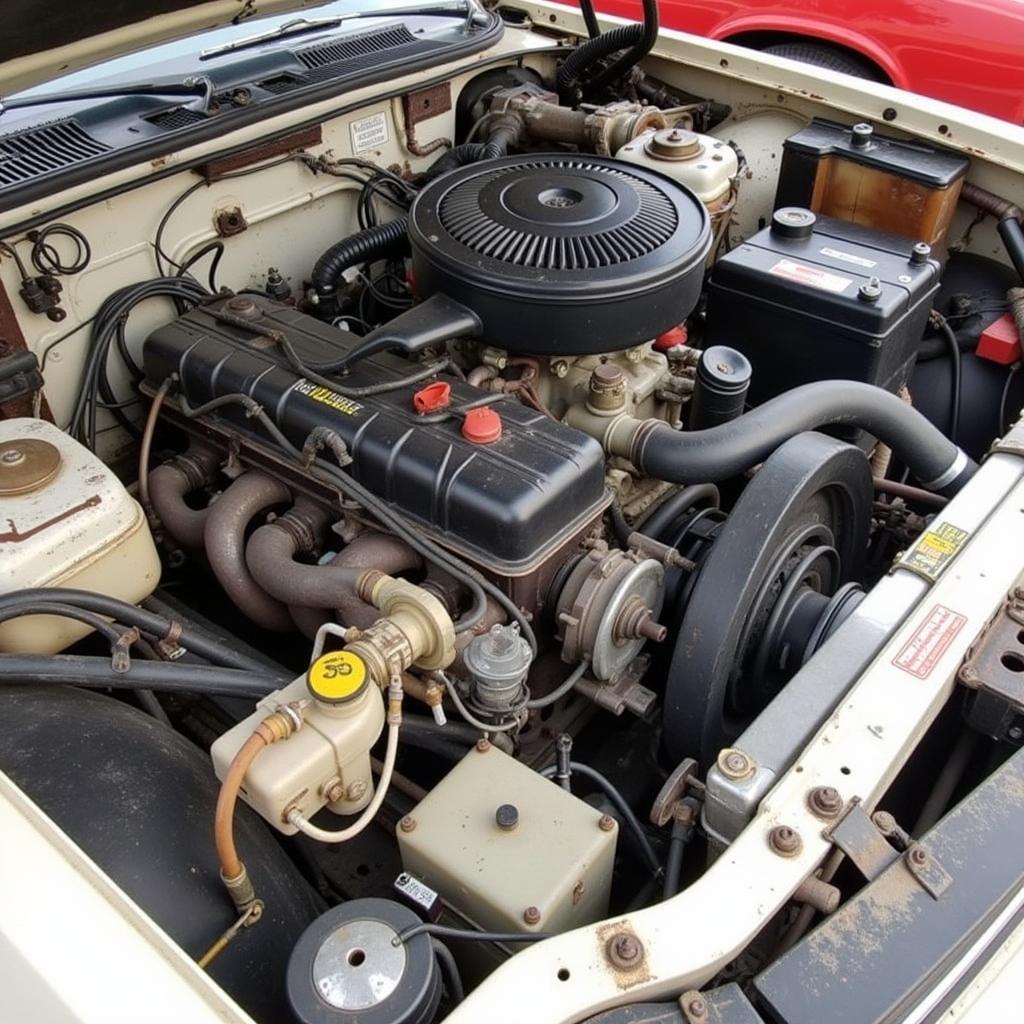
959, 584, 1024, 711
824, 798, 899, 882
826, 799, 950, 899
904, 844, 953, 900
573, 656, 657, 718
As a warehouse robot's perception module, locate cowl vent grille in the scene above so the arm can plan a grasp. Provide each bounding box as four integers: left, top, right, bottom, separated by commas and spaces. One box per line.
144, 107, 208, 131
297, 24, 418, 69
0, 119, 110, 186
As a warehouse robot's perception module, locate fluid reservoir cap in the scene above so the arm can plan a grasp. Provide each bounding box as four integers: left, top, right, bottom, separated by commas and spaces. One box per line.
462, 406, 502, 444
644, 127, 703, 161
307, 650, 368, 704
771, 207, 816, 240
412, 381, 451, 414
698, 346, 752, 393
0, 438, 61, 496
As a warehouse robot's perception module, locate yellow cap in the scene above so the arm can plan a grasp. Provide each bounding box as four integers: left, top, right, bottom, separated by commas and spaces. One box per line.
307, 650, 368, 704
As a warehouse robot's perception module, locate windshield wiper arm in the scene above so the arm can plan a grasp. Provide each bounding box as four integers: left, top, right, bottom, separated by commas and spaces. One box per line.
0, 76, 213, 118
199, 1, 489, 60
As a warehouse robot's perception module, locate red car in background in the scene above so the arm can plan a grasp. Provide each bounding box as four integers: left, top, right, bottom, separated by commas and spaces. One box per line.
598, 0, 1024, 123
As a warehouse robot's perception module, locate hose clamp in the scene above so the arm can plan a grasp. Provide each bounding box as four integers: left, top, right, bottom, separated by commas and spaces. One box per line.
919, 449, 970, 493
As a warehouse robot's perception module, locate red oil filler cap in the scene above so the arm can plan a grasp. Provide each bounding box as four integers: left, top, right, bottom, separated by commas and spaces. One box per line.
462, 406, 502, 444
977, 312, 1022, 365
413, 381, 451, 413
654, 324, 688, 351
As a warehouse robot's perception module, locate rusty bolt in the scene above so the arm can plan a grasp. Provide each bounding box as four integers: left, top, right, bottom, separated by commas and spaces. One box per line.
523, 906, 541, 926
605, 932, 644, 969
872, 810, 897, 834
717, 748, 754, 780
685, 995, 707, 1021
807, 785, 843, 819
322, 779, 345, 803
399, 815, 417, 833
599, 814, 616, 832
476, 738, 491, 753
908, 846, 928, 866
768, 825, 803, 857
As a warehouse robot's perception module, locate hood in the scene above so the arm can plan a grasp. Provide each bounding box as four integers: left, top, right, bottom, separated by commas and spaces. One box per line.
1, 0, 314, 94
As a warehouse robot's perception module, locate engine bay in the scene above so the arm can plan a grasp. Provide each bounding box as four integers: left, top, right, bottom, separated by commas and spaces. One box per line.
2, 4, 1024, 1022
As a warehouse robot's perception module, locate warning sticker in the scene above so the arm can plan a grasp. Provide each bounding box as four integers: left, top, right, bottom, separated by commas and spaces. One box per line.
900, 522, 969, 581
820, 246, 878, 269
349, 111, 389, 154
768, 258, 852, 294
892, 604, 967, 679
293, 379, 363, 416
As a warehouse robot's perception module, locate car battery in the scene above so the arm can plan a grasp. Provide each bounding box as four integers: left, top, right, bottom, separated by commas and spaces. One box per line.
704, 207, 941, 407
774, 119, 969, 248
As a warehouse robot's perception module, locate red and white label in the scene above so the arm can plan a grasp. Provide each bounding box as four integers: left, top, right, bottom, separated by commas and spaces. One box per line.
892, 605, 967, 679
768, 258, 852, 294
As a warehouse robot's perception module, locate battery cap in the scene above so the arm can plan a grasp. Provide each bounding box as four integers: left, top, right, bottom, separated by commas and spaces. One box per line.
771, 207, 816, 240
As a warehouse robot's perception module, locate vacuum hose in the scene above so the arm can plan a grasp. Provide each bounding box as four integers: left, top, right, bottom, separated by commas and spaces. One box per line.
634, 381, 976, 495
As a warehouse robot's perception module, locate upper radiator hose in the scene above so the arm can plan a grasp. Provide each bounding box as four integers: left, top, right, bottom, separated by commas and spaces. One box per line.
634, 381, 976, 495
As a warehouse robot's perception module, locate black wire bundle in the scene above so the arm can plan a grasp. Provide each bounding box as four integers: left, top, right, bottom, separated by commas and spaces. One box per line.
68, 277, 211, 450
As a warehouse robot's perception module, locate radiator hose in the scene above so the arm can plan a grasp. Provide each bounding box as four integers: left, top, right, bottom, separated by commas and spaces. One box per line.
311, 217, 409, 318
634, 381, 976, 495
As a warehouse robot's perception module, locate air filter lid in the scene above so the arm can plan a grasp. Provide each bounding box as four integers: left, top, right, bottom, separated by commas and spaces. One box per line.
409, 155, 711, 354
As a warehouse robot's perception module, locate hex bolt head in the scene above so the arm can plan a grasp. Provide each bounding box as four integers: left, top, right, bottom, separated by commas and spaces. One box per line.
605, 932, 644, 969
808, 785, 843, 819
495, 804, 520, 831
717, 748, 754, 780
476, 738, 492, 753
768, 825, 803, 857
686, 996, 707, 1020
598, 814, 616, 832
399, 815, 417, 833
523, 906, 541, 926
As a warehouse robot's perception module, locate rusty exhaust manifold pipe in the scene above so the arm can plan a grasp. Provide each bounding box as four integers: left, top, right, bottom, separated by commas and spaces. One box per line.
204, 472, 294, 633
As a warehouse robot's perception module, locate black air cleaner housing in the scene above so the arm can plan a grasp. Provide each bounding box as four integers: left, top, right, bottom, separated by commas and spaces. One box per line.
408, 155, 711, 354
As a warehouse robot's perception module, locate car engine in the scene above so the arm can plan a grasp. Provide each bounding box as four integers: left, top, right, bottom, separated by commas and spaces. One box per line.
2, 4, 1024, 1022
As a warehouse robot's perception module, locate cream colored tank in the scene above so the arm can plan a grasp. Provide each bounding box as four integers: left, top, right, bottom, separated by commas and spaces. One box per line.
0, 417, 160, 653
615, 127, 738, 206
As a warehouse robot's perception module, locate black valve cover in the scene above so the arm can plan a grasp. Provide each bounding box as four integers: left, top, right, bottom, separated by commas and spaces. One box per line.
143, 296, 608, 572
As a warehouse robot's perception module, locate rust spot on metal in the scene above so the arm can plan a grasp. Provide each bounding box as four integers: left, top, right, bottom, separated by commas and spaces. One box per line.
596, 919, 652, 989
197, 125, 322, 180
0, 494, 102, 542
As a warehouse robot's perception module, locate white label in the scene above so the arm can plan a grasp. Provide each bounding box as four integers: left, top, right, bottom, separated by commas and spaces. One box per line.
349, 111, 389, 154
820, 246, 877, 269
768, 258, 852, 294
892, 605, 967, 679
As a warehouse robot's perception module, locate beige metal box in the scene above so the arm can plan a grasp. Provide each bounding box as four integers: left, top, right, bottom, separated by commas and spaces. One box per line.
397, 743, 617, 934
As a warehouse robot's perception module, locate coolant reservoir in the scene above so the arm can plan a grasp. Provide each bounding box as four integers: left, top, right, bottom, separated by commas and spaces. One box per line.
615, 128, 738, 208
0, 418, 160, 653
211, 651, 386, 833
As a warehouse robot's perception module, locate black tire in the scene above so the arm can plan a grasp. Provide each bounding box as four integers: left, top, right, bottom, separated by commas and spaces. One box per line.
761, 41, 886, 82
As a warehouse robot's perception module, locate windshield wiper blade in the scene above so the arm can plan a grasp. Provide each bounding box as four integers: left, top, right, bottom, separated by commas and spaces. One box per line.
199, 1, 489, 60
0, 76, 213, 118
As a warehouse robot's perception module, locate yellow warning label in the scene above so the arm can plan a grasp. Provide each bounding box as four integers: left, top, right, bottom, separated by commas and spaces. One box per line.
307, 650, 367, 702
900, 522, 969, 582
293, 379, 363, 416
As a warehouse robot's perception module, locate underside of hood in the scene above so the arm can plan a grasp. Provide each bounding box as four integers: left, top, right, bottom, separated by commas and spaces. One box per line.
1, 0, 313, 94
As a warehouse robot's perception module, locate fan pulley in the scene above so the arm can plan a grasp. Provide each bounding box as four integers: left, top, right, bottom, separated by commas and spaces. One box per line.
662, 432, 873, 766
